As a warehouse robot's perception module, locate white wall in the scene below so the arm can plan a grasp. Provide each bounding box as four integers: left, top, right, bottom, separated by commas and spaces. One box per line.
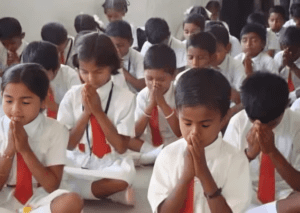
0, 0, 211, 42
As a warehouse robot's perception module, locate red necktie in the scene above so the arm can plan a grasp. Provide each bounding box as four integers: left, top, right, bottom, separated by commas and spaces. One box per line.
180, 179, 194, 213
14, 153, 33, 205
47, 92, 57, 119
60, 52, 65, 64
90, 114, 111, 158
257, 153, 275, 204
288, 71, 295, 92
78, 143, 85, 152
149, 106, 163, 146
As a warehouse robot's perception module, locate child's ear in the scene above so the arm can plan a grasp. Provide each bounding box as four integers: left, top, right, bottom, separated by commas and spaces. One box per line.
226, 43, 232, 53
129, 38, 133, 46
41, 100, 46, 110
21, 32, 25, 39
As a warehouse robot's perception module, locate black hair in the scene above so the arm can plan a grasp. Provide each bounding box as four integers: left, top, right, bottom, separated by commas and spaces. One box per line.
102, 0, 129, 13
175, 68, 231, 118
1, 63, 49, 101
269, 5, 286, 21
189, 6, 210, 21
106, 20, 133, 41
290, 3, 300, 18
144, 44, 176, 75
145, 18, 170, 44
187, 32, 216, 55
241, 72, 289, 123
183, 13, 205, 32
76, 32, 120, 75
72, 30, 93, 69
0, 17, 23, 40
247, 12, 266, 27
22, 41, 59, 73
206, 25, 229, 46
74, 14, 105, 33
41, 22, 68, 46
240, 23, 267, 42
206, 1, 221, 11
280, 26, 300, 46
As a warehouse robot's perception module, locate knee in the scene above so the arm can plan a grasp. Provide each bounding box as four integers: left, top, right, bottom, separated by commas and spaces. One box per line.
118, 180, 129, 191
51, 192, 84, 213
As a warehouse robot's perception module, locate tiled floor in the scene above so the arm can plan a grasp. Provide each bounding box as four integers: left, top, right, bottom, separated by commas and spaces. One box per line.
83, 166, 153, 213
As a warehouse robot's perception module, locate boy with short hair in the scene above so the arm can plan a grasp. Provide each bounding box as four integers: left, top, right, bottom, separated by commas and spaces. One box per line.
182, 13, 205, 44
148, 68, 251, 213
41, 22, 73, 66
106, 20, 145, 93
129, 44, 181, 165
224, 72, 300, 212
0, 17, 27, 71
141, 18, 186, 69
284, 3, 300, 28
235, 24, 278, 76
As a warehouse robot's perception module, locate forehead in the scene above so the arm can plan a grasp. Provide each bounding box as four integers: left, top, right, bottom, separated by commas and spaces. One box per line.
145, 68, 170, 78
1, 36, 21, 44
187, 46, 210, 56
3, 82, 37, 98
241, 32, 262, 40
106, 8, 123, 16
269, 12, 284, 20
179, 105, 222, 121
184, 23, 200, 30
110, 36, 130, 44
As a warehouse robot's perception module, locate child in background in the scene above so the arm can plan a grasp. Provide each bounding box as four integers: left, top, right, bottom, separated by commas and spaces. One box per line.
102, 0, 138, 48
268, 6, 287, 52
283, 3, 300, 28
74, 14, 105, 34
22, 41, 81, 119
58, 33, 136, 205
224, 72, 300, 212
0, 63, 83, 213
129, 44, 181, 165
41, 22, 73, 67
247, 12, 281, 57
148, 68, 251, 213
205, 1, 221, 21
235, 24, 278, 76
182, 13, 205, 44
0, 17, 27, 71
274, 26, 300, 101
106, 20, 145, 93
141, 18, 186, 70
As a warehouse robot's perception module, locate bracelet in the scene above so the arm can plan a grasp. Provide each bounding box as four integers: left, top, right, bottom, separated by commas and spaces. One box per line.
204, 188, 222, 200
1, 153, 14, 160
142, 110, 152, 118
165, 110, 175, 119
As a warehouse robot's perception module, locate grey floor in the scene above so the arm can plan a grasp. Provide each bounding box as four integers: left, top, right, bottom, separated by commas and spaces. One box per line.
83, 166, 153, 213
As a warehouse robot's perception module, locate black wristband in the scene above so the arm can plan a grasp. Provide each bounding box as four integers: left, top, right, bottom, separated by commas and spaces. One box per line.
204, 188, 222, 199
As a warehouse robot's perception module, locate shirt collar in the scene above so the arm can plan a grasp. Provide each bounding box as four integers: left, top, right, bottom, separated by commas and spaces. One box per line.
96, 79, 113, 102
122, 48, 131, 61
217, 54, 229, 71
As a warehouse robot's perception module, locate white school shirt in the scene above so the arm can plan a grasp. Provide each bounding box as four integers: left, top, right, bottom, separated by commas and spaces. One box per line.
148, 134, 252, 213
283, 19, 296, 28
216, 54, 246, 91
234, 52, 278, 74
0, 40, 28, 70
111, 68, 131, 91
123, 48, 144, 94
291, 98, 300, 112
51, 64, 81, 104
264, 30, 281, 53
57, 79, 136, 169
0, 77, 3, 118
135, 84, 179, 147
224, 109, 300, 200
274, 51, 300, 89
141, 36, 187, 69
229, 35, 243, 57
0, 113, 69, 211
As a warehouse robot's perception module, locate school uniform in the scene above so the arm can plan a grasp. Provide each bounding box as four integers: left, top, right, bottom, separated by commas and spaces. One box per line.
57, 79, 136, 199
51, 64, 81, 104
267, 27, 286, 55
230, 35, 243, 57
265, 30, 281, 54
0, 77, 4, 118
122, 48, 144, 94
0, 113, 69, 212
274, 51, 300, 89
148, 133, 252, 213
141, 36, 187, 69
216, 54, 247, 91
0, 40, 28, 70
136, 84, 179, 151
62, 36, 74, 68
283, 19, 296, 28
234, 52, 279, 74
291, 98, 300, 112
224, 109, 300, 210
112, 68, 131, 91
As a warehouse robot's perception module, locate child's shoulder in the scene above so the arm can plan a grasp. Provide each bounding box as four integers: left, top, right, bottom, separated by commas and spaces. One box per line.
234, 52, 245, 61
113, 83, 136, 100
156, 138, 187, 162
60, 64, 77, 74
229, 109, 249, 125
129, 47, 143, 59
44, 115, 68, 132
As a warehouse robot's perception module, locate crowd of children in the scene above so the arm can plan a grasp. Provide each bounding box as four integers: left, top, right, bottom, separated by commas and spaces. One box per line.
0, 0, 300, 212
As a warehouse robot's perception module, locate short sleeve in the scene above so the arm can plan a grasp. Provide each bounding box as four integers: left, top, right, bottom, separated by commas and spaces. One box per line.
66, 67, 81, 90
133, 51, 144, 79
267, 31, 280, 51
44, 122, 69, 166
232, 61, 246, 91
223, 114, 243, 151
265, 57, 279, 74
222, 151, 252, 213
290, 130, 300, 171
57, 89, 75, 130
148, 149, 173, 213
274, 51, 283, 69
135, 90, 148, 122
291, 98, 300, 113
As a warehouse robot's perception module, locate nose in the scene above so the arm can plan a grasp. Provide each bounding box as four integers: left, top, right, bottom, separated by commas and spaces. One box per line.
11, 102, 21, 115
192, 57, 199, 68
